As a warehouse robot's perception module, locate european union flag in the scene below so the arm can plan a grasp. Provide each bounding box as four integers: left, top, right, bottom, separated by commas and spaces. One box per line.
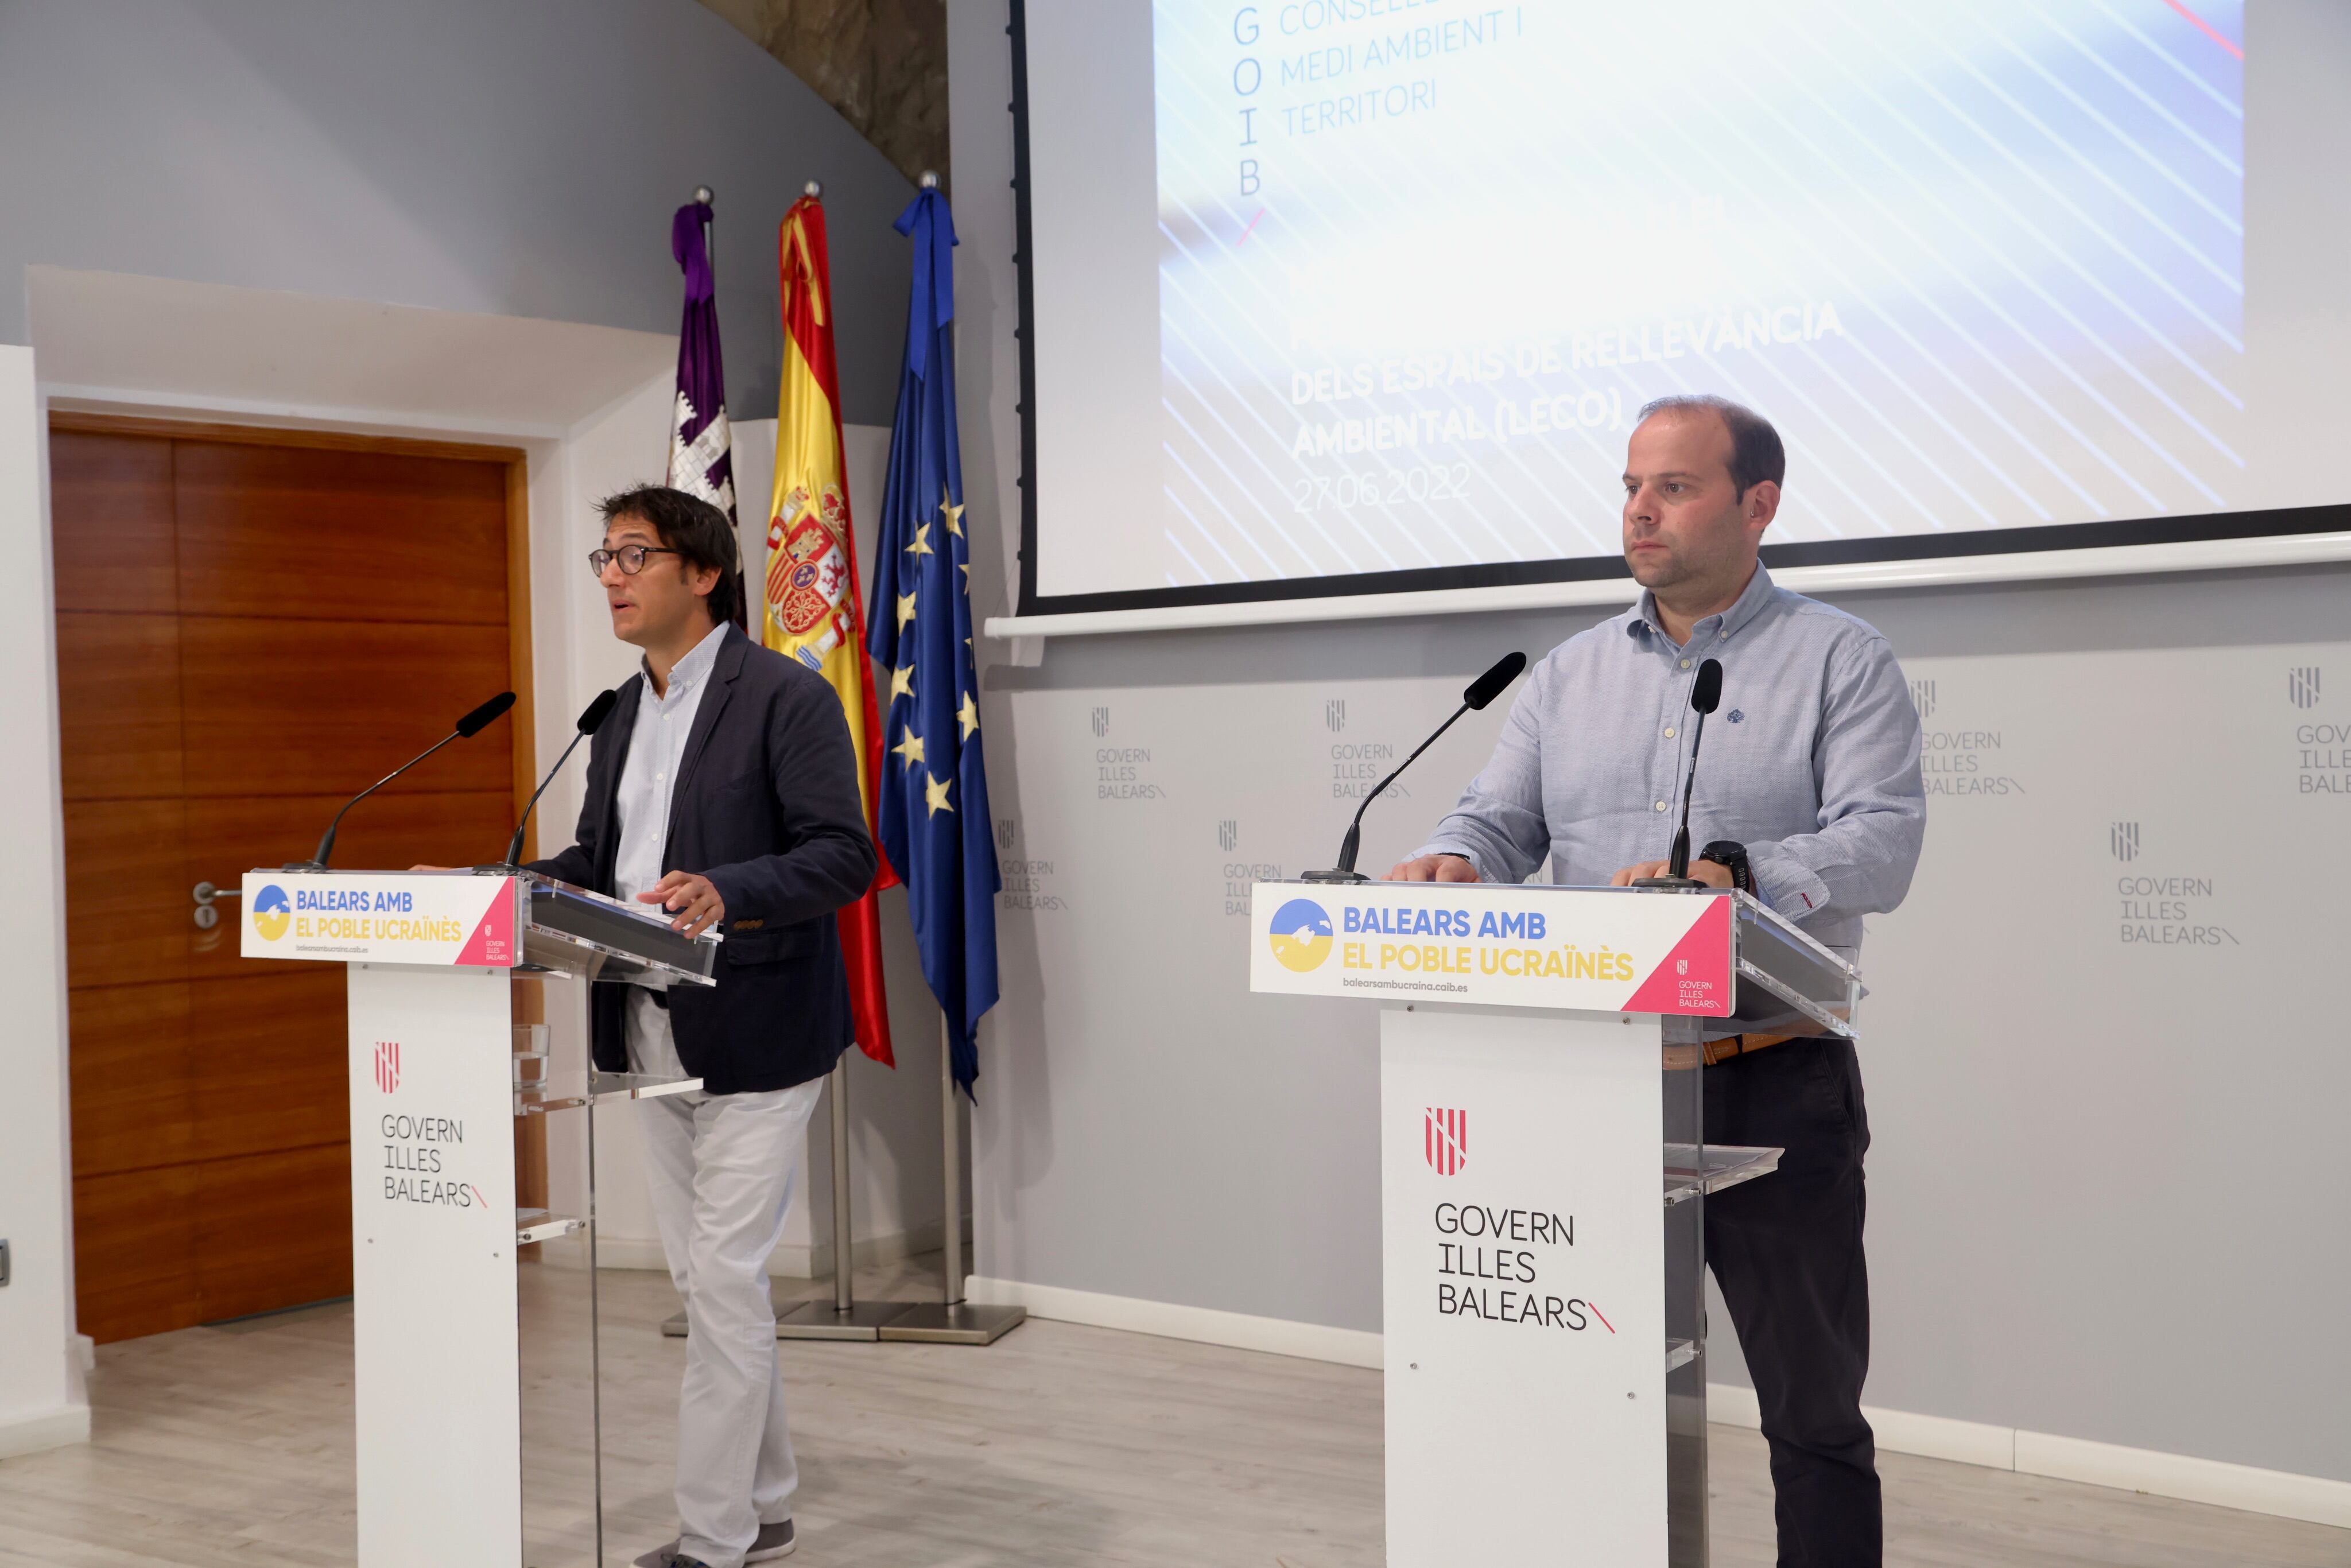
867, 185, 999, 1096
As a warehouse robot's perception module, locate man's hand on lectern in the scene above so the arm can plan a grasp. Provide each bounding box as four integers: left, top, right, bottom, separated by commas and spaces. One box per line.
1611, 859, 1735, 889
1386, 853, 1480, 883
639, 870, 726, 937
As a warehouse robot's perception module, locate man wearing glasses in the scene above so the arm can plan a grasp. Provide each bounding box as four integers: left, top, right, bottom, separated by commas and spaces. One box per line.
540, 486, 875, 1568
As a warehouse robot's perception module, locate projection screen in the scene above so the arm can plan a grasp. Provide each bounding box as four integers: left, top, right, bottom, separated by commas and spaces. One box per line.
1008, 0, 2351, 626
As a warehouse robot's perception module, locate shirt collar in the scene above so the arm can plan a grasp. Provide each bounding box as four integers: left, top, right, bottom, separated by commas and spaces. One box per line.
643, 620, 730, 703
1625, 562, 1779, 646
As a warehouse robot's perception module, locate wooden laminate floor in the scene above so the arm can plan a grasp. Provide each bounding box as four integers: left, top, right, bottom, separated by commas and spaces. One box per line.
1, 1254, 2342, 1567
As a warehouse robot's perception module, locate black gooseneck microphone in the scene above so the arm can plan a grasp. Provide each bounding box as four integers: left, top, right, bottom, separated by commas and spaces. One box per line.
1634, 658, 1723, 889
1302, 651, 1527, 884
285, 692, 516, 871
479, 688, 619, 874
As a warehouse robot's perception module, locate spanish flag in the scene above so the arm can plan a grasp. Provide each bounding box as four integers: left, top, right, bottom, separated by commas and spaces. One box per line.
764, 193, 898, 1066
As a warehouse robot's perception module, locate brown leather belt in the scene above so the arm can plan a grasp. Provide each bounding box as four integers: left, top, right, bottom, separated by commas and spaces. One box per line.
1701, 1030, 1803, 1066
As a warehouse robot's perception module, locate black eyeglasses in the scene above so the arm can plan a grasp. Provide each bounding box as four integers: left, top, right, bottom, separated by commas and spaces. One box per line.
588, 545, 683, 577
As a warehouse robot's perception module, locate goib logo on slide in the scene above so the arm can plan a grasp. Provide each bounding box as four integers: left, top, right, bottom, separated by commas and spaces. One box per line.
1267, 898, 1334, 972
251, 883, 292, 942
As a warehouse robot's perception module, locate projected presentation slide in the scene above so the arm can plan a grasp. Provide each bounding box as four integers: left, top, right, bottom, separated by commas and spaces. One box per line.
1143, 0, 2243, 591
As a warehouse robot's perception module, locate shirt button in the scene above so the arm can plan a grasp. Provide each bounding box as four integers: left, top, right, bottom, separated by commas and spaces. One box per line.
654, 771, 665, 783
1654, 800, 1667, 812
1679, 659, 1692, 669
1664, 726, 1677, 739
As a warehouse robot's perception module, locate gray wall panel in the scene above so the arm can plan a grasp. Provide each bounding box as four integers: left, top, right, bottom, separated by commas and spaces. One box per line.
0, 0, 914, 424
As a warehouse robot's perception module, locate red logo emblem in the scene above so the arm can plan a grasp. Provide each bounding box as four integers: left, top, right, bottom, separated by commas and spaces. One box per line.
1425, 1108, 1467, 1175
374, 1040, 401, 1095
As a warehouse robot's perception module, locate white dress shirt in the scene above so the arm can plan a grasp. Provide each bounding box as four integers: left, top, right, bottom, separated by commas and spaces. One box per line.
615, 620, 730, 1079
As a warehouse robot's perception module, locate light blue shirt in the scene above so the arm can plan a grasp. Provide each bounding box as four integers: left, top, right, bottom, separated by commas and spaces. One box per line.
1413, 564, 1926, 961
614, 620, 730, 1077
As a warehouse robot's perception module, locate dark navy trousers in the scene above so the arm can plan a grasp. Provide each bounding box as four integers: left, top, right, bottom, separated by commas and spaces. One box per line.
1704, 1037, 1881, 1568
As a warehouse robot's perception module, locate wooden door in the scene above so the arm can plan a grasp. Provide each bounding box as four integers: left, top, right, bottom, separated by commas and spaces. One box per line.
51, 420, 537, 1342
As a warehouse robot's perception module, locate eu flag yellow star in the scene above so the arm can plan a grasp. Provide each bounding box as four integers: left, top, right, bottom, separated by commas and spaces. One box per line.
905, 521, 934, 558
889, 664, 915, 701
893, 727, 925, 770
896, 589, 918, 630
938, 486, 965, 538
923, 770, 955, 816
958, 692, 981, 740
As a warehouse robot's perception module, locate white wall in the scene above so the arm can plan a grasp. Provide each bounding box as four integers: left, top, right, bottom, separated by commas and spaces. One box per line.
946, 0, 2351, 1508
0, 346, 88, 1458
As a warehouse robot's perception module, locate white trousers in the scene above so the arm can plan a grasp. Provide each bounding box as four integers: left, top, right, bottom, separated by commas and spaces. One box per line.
635, 1053, 821, 1568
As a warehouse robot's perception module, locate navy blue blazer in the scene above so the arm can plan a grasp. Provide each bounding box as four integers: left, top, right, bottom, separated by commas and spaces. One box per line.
532, 624, 877, 1094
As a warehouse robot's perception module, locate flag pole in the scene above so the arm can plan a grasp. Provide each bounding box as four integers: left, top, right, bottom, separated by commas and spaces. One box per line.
827, 1058, 855, 1318
765, 171, 917, 1341
868, 168, 1019, 1346
693, 184, 715, 290
940, 1016, 960, 1303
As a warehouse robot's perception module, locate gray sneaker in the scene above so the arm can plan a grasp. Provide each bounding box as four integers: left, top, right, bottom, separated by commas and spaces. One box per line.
633, 1521, 793, 1568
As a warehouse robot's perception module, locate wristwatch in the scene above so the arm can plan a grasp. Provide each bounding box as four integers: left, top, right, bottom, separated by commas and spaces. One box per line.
1697, 840, 1755, 895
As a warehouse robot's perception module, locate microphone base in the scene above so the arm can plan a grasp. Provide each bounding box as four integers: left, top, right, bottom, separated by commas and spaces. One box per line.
1298, 868, 1370, 884
280, 860, 329, 874
1628, 875, 1708, 891
470, 863, 530, 877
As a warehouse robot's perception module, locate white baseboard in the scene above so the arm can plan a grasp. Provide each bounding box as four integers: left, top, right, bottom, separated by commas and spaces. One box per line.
964, 1274, 1384, 1371
887, 1276, 2351, 1528
540, 1217, 971, 1280
2014, 1428, 2351, 1531
0, 1403, 91, 1461
1706, 1381, 2351, 1531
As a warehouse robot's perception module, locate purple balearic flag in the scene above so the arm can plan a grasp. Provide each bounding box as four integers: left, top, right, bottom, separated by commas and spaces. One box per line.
667, 200, 737, 523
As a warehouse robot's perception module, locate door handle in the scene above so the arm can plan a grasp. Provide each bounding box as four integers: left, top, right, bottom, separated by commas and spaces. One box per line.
192, 881, 240, 930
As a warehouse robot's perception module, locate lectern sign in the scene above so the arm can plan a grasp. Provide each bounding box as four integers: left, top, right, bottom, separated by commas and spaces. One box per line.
1250, 880, 1733, 1015
1383, 1006, 1667, 1563
240, 872, 521, 967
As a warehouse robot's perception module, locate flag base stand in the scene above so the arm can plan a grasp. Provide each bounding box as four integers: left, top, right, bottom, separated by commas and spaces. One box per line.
787, 1054, 921, 1338
775, 1298, 913, 1341
661, 1299, 917, 1342
878, 1019, 1024, 1348
878, 1301, 1025, 1345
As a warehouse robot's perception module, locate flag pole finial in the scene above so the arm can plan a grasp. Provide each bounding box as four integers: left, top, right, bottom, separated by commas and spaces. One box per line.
692, 184, 715, 206
804, 180, 823, 199
919, 170, 939, 190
